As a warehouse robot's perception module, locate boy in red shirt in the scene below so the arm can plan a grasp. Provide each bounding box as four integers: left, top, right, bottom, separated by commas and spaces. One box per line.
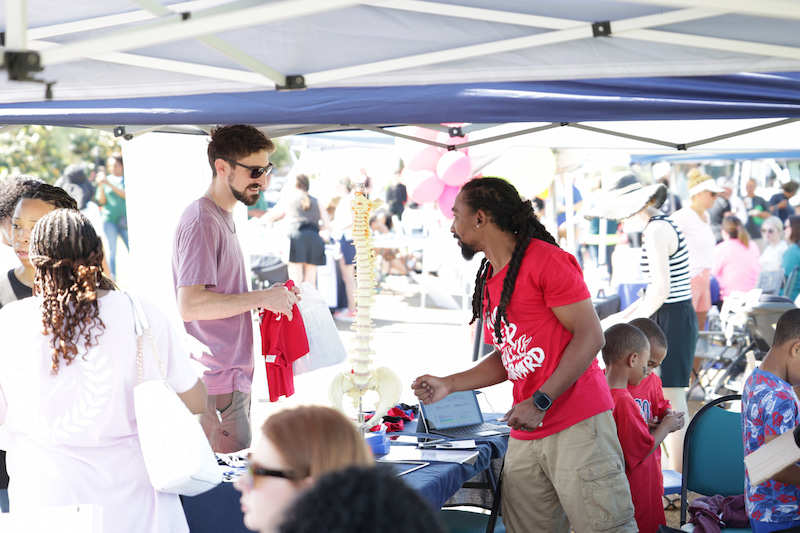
603, 323, 685, 533
628, 317, 684, 473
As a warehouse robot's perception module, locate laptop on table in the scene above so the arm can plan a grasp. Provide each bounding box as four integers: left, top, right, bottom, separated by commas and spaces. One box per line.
418, 390, 511, 439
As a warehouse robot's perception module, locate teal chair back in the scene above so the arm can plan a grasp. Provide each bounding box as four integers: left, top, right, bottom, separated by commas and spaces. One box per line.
784, 265, 799, 300
680, 394, 747, 526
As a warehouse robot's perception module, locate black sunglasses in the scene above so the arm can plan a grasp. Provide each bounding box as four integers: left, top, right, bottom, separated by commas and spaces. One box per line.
220, 157, 273, 179
244, 455, 301, 489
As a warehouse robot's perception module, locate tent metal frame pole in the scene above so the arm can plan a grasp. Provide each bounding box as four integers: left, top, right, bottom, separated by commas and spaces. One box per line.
352, 124, 451, 150
351, 123, 565, 150
41, 0, 362, 67
129, 0, 288, 86
567, 123, 680, 149
620, 0, 800, 21
5, 0, 27, 49
305, 7, 725, 86
683, 118, 800, 149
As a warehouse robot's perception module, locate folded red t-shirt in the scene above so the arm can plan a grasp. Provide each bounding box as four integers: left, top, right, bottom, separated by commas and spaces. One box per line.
259, 280, 309, 402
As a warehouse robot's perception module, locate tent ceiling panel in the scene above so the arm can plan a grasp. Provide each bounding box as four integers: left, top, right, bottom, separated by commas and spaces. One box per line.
3, 0, 800, 104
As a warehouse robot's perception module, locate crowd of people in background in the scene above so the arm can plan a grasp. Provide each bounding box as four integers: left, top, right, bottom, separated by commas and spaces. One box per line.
553, 165, 800, 314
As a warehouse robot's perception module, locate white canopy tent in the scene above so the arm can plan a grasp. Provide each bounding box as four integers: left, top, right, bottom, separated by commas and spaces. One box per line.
1, 0, 799, 153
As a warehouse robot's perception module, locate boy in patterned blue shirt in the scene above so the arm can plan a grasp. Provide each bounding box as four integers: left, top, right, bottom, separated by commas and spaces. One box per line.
742, 308, 800, 532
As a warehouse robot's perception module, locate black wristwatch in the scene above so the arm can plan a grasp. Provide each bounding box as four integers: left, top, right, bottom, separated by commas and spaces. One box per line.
531, 390, 553, 412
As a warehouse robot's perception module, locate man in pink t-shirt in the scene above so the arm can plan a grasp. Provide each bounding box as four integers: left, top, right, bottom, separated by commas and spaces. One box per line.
172, 125, 300, 453
412, 178, 636, 533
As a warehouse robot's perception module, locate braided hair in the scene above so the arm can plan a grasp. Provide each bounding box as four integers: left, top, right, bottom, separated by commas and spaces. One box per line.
462, 177, 557, 344
29, 209, 115, 374
19, 182, 79, 210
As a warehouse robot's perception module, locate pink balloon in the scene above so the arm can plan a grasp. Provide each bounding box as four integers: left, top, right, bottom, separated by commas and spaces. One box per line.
436, 150, 472, 187
407, 170, 445, 204
396, 127, 441, 165
437, 185, 460, 219
403, 144, 441, 173
436, 131, 469, 156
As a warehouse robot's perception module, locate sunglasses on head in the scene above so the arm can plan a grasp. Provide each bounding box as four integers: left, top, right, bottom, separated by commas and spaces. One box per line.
219, 157, 273, 179
242, 454, 300, 489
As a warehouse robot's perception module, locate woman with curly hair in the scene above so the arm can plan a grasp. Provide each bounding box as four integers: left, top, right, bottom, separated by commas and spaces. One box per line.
0, 209, 206, 533
235, 405, 373, 533
0, 182, 74, 309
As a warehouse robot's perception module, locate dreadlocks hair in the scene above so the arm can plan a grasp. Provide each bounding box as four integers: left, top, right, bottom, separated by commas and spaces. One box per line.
29, 209, 115, 374
19, 182, 79, 210
0, 175, 44, 221
462, 177, 558, 344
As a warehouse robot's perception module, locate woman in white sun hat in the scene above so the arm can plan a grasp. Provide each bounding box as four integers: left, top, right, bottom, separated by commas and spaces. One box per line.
670, 168, 726, 332
585, 171, 697, 472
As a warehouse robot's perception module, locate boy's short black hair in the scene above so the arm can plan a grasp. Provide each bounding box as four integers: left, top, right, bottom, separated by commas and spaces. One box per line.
602, 323, 649, 367
773, 308, 800, 347
629, 317, 668, 350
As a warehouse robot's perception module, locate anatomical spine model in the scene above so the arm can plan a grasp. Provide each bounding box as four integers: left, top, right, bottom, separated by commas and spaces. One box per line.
328, 188, 402, 431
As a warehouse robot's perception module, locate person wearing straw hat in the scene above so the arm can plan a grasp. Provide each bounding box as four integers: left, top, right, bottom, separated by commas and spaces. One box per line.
585, 171, 698, 472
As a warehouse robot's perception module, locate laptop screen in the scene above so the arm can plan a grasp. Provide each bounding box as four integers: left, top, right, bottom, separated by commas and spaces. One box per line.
419, 391, 484, 430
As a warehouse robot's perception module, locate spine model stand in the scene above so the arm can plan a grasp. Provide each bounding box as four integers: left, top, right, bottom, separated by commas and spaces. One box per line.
329, 186, 402, 431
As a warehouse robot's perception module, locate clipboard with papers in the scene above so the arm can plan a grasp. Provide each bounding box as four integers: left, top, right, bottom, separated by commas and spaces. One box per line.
377, 445, 480, 465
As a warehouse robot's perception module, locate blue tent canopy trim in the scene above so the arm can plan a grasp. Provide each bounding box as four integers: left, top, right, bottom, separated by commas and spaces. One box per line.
2, 72, 800, 128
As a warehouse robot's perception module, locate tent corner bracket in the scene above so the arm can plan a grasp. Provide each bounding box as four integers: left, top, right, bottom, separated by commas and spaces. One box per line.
3, 51, 56, 100
448, 126, 464, 138
276, 75, 306, 91
114, 126, 134, 141
592, 21, 611, 37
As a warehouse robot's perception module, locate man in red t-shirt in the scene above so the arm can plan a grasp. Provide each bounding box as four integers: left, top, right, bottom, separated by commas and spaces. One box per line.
412, 177, 637, 533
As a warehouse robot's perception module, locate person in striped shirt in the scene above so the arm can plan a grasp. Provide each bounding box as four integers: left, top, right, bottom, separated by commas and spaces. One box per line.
586, 172, 698, 472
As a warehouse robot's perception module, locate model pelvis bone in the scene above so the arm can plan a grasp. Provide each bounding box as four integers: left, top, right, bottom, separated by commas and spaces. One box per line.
328, 366, 402, 431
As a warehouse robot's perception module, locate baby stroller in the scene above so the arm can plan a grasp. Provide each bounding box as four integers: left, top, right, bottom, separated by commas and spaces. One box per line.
691, 289, 796, 400
250, 253, 289, 290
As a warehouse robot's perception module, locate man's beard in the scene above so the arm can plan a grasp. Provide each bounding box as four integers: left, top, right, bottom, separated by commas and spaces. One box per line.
455, 234, 477, 260
228, 176, 260, 207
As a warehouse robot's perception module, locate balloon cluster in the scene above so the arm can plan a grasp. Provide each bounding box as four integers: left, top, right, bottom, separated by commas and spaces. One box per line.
396, 126, 475, 220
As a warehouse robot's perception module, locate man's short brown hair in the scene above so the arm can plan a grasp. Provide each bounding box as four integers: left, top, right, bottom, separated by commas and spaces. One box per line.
207, 125, 275, 177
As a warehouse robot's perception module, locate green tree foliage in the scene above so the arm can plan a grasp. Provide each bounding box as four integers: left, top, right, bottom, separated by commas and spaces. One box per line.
0, 126, 120, 183
270, 136, 291, 171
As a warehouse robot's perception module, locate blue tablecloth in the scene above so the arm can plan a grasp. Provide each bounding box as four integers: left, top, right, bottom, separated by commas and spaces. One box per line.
385, 414, 508, 510
384, 436, 507, 510
182, 416, 508, 531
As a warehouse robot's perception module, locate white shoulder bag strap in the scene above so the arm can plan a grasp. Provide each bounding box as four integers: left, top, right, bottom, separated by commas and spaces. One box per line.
127, 292, 168, 386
